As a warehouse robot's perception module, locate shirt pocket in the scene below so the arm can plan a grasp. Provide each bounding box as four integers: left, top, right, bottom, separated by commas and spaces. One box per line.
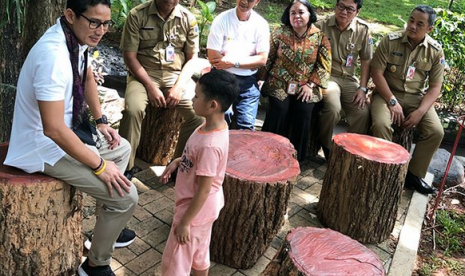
413, 61, 432, 82
387, 56, 405, 78
139, 28, 160, 50
170, 33, 186, 49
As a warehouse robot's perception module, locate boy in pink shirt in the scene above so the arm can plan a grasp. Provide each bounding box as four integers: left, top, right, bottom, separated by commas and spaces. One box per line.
160, 69, 240, 276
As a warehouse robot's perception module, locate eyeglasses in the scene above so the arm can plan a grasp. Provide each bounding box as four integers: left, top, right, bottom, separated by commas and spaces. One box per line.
79, 13, 113, 29
336, 3, 357, 14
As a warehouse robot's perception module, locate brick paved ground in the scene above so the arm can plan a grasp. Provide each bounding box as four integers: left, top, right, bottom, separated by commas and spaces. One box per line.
81, 153, 413, 276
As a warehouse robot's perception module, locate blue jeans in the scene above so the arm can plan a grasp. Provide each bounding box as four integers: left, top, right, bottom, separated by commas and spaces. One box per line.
225, 75, 260, 130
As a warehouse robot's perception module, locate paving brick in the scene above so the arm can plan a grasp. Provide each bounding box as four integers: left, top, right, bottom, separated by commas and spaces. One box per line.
289, 213, 313, 228
310, 169, 325, 180
125, 249, 162, 275
138, 189, 164, 206
144, 197, 174, 215
115, 266, 137, 276
140, 263, 162, 276
231, 272, 246, 276
286, 202, 302, 218
127, 216, 141, 229
128, 237, 151, 256
133, 217, 165, 238
133, 205, 153, 221
110, 258, 123, 271
366, 244, 391, 266
133, 168, 156, 183
154, 241, 166, 254
305, 182, 322, 198
270, 236, 283, 250
114, 247, 137, 265
239, 255, 270, 276
155, 185, 176, 201
154, 209, 173, 225
142, 224, 171, 247
276, 219, 293, 239
263, 246, 278, 260
209, 263, 237, 276
292, 186, 318, 204
295, 176, 318, 190
132, 178, 151, 193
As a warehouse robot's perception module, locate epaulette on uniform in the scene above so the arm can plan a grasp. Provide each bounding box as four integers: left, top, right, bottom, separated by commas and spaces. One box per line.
131, 1, 151, 13
355, 18, 370, 30
427, 36, 442, 51
388, 32, 403, 40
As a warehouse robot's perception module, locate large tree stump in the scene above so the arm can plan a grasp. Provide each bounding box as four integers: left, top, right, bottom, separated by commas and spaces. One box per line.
0, 143, 82, 276
260, 227, 385, 276
317, 133, 410, 243
392, 125, 415, 153
210, 130, 300, 269
136, 106, 183, 165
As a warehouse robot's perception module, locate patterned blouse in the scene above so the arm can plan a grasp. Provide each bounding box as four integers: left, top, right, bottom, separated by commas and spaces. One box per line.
260, 24, 332, 101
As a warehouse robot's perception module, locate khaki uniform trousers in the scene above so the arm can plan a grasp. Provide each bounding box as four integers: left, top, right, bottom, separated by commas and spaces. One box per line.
119, 73, 204, 170
43, 134, 138, 266
318, 75, 371, 149
371, 92, 444, 178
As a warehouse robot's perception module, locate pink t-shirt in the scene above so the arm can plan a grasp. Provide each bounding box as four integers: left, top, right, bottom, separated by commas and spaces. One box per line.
173, 125, 229, 226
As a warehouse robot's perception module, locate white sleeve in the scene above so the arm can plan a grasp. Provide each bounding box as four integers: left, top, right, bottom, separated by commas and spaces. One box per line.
255, 19, 270, 54
33, 49, 70, 102
207, 16, 224, 52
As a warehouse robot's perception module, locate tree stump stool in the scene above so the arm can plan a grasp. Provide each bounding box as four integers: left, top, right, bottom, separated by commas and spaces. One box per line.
0, 143, 83, 276
392, 125, 415, 153
260, 227, 385, 276
210, 130, 300, 269
317, 133, 410, 243
136, 106, 183, 165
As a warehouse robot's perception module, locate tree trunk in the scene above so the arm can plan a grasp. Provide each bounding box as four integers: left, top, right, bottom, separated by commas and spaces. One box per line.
392, 125, 415, 153
210, 130, 300, 269
260, 227, 385, 276
0, 0, 66, 142
136, 106, 183, 165
317, 133, 410, 243
0, 143, 82, 276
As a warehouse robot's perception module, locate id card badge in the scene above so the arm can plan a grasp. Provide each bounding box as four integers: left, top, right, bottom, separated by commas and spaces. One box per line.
165, 44, 175, 62
345, 54, 354, 67
406, 66, 416, 80
287, 81, 298, 95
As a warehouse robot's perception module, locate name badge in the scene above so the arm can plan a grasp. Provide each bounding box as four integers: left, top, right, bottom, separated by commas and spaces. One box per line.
345, 54, 354, 67
165, 44, 175, 62
406, 66, 416, 80
287, 81, 298, 95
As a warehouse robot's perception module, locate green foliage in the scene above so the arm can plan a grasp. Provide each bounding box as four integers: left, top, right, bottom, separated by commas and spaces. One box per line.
435, 209, 465, 255
192, 0, 216, 51
1, 0, 26, 33
110, 0, 147, 29
430, 9, 465, 109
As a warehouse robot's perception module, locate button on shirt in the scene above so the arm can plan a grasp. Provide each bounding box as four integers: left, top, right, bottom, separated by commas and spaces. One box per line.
120, 1, 199, 74
315, 15, 372, 78
371, 31, 444, 94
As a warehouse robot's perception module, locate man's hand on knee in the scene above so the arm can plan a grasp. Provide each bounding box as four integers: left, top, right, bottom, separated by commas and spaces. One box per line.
98, 161, 133, 197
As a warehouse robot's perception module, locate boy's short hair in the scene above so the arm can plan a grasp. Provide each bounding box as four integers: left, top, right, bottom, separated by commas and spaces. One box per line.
198, 69, 240, 112
67, 0, 111, 15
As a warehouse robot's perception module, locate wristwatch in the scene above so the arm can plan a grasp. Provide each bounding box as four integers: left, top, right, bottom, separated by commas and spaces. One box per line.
234, 62, 240, 68
358, 86, 368, 94
95, 115, 108, 125
389, 98, 397, 107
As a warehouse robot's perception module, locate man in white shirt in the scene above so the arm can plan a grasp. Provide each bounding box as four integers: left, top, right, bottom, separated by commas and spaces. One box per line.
207, 0, 270, 130
4, 1, 138, 275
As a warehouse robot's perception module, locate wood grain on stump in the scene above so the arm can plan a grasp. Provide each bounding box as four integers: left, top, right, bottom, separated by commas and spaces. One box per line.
317, 133, 410, 243
210, 130, 300, 269
392, 125, 415, 153
136, 106, 183, 165
0, 143, 82, 276
260, 227, 385, 276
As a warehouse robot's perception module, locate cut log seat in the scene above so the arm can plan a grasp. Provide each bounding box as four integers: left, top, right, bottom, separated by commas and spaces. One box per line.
210, 130, 300, 269
317, 133, 410, 243
0, 142, 82, 276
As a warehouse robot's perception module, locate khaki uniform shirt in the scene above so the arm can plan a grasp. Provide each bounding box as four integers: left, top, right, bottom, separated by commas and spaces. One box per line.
120, 1, 199, 74
315, 15, 373, 78
371, 31, 445, 95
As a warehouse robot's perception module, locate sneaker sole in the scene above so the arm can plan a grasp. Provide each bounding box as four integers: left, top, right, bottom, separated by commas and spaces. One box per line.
84, 237, 136, 251
77, 265, 89, 276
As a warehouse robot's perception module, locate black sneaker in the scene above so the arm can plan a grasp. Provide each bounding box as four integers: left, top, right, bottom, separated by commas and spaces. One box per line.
124, 168, 134, 181
84, 228, 136, 251
78, 258, 115, 276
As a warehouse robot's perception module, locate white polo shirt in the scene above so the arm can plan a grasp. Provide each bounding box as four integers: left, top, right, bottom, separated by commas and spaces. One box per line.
207, 8, 270, 76
4, 19, 88, 173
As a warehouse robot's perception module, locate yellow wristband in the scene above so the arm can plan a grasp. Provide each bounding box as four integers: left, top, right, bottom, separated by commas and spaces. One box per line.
94, 159, 107, 176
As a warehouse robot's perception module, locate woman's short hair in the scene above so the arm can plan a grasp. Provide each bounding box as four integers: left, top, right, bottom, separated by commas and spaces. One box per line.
281, 0, 317, 28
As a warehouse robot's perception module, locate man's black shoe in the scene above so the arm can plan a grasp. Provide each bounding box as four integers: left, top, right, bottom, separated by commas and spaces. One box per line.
124, 168, 134, 181
322, 146, 331, 162
404, 171, 436, 195
78, 258, 115, 276
84, 228, 136, 251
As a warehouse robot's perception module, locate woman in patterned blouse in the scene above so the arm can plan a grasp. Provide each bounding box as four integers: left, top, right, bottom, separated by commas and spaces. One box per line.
260, 0, 331, 161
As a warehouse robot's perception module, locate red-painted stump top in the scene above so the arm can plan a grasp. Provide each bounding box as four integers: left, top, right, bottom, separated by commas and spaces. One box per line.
288, 227, 385, 275
227, 130, 300, 182
333, 133, 410, 164
0, 142, 54, 183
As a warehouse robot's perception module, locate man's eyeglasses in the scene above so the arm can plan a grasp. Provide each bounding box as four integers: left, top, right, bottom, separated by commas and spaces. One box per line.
336, 3, 357, 14
79, 13, 113, 29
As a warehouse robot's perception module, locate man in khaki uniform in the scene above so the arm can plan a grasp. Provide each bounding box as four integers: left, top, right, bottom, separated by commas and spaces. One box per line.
119, 0, 203, 179
371, 5, 445, 194
315, 0, 373, 157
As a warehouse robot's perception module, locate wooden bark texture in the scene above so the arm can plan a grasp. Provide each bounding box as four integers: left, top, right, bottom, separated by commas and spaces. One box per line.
392, 125, 415, 153
260, 227, 385, 276
210, 130, 300, 269
0, 85, 16, 142
0, 144, 82, 276
317, 133, 410, 243
136, 106, 183, 165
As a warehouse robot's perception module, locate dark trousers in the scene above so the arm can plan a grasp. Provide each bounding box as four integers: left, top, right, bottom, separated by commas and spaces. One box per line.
262, 95, 315, 161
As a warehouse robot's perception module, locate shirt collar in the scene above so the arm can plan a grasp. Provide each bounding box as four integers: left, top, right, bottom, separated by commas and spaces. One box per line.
328, 14, 356, 31
149, 1, 182, 20
401, 31, 430, 48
